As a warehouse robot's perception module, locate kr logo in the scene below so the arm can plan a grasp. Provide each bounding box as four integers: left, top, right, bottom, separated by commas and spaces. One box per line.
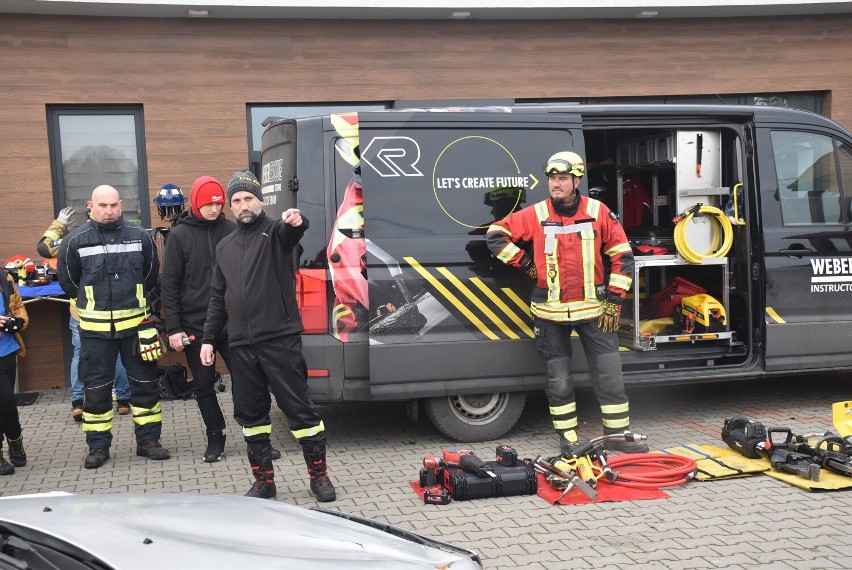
360, 136, 424, 178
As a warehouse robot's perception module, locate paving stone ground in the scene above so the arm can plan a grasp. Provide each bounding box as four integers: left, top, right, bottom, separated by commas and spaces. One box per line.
3, 373, 852, 569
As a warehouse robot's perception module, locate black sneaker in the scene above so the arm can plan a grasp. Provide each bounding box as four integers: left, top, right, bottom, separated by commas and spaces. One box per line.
6, 435, 26, 467
136, 440, 170, 460
310, 474, 337, 503
0, 454, 14, 476
84, 447, 110, 469
203, 431, 226, 463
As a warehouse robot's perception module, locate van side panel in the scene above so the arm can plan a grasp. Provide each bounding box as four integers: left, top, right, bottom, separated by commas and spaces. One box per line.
355, 113, 583, 395
757, 122, 852, 370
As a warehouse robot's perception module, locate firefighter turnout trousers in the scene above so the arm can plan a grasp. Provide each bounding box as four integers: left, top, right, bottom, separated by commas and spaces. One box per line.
230, 334, 326, 448
79, 335, 162, 448
533, 317, 631, 445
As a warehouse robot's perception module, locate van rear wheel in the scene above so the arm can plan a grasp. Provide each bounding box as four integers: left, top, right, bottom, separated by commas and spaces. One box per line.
424, 391, 526, 443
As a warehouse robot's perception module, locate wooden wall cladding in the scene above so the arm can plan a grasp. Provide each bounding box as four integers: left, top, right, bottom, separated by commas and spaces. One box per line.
2, 12, 852, 390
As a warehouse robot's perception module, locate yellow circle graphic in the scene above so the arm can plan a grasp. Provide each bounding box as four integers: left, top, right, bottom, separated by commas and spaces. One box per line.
432, 136, 523, 229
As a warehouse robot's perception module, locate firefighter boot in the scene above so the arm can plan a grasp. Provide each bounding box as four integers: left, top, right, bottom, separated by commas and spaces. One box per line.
302, 442, 337, 502
84, 447, 110, 469
6, 434, 26, 467
245, 445, 276, 499
203, 430, 226, 463
136, 440, 171, 460
0, 443, 14, 476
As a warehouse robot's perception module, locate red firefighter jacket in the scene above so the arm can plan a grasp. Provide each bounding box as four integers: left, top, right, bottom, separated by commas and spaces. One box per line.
487, 196, 634, 323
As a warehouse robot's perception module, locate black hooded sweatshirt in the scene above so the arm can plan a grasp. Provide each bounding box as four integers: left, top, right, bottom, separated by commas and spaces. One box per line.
161, 210, 237, 339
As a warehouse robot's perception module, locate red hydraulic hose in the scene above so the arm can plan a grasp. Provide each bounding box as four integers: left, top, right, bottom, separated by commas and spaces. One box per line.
606, 453, 697, 489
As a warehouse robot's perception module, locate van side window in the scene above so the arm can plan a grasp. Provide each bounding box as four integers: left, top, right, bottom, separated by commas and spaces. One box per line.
770, 131, 849, 226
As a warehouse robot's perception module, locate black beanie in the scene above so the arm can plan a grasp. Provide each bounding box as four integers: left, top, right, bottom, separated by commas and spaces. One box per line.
227, 170, 263, 203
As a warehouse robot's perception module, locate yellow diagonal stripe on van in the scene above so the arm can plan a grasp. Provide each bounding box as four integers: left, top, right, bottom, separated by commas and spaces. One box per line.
469, 278, 534, 338
404, 257, 499, 340
436, 268, 521, 339
765, 307, 786, 324
404, 257, 533, 340
502, 287, 531, 316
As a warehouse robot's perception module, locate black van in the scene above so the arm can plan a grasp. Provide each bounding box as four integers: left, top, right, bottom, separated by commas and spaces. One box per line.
260, 104, 852, 441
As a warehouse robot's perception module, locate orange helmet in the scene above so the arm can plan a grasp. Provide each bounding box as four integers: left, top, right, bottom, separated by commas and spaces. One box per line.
43, 257, 59, 277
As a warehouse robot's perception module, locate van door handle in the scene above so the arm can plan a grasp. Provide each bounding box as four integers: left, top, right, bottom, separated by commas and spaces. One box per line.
779, 247, 814, 258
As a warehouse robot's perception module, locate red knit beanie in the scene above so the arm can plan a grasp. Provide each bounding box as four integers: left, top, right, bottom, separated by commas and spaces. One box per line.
190, 176, 225, 219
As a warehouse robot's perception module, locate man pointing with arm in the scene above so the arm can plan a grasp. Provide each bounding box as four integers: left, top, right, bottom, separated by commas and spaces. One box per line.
201, 171, 336, 501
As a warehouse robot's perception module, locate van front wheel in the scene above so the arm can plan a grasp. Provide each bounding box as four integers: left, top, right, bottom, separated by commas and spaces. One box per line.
424, 392, 526, 443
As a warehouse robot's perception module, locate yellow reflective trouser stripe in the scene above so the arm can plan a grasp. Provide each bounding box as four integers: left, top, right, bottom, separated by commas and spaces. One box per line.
603, 417, 631, 429
292, 421, 325, 440
601, 402, 630, 414
550, 402, 576, 416
132, 402, 162, 425
553, 418, 579, 430
243, 424, 272, 438
82, 410, 113, 432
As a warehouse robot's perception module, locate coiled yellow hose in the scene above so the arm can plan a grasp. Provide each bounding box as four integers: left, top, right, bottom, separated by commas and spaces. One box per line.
673, 204, 733, 263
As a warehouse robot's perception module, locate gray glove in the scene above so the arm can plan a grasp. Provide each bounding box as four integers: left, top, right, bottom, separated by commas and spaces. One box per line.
57, 206, 76, 226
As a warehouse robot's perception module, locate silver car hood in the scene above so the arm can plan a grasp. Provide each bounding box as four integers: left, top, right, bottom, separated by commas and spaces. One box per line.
0, 493, 481, 569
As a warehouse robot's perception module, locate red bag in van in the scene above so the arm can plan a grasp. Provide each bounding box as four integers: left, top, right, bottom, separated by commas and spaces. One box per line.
649, 276, 707, 319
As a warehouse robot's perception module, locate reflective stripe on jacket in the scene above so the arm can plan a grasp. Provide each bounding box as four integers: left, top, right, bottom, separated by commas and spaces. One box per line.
487, 196, 634, 323
57, 218, 159, 338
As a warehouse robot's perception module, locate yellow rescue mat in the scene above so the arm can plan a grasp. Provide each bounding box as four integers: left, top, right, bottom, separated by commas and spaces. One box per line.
832, 401, 852, 438
661, 444, 767, 481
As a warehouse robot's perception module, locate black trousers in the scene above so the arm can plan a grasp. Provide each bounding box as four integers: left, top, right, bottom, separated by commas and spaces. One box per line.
79, 334, 161, 448
0, 353, 21, 439
183, 342, 228, 432
230, 334, 325, 448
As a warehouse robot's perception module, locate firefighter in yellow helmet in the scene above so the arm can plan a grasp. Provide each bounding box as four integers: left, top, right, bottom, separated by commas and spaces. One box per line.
487, 151, 647, 455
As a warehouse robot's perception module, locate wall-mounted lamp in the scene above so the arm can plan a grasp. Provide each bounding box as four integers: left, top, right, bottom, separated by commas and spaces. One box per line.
635, 10, 659, 18
188, 9, 209, 17
450, 11, 472, 19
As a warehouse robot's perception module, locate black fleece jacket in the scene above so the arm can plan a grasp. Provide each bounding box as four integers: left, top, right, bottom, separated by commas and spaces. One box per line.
161, 210, 237, 339
202, 210, 307, 347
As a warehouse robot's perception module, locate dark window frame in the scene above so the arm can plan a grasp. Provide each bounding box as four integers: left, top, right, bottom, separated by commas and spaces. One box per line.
46, 105, 151, 227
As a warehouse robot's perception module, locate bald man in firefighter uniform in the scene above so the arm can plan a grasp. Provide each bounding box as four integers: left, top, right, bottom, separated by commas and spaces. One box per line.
58, 185, 169, 469
487, 151, 648, 455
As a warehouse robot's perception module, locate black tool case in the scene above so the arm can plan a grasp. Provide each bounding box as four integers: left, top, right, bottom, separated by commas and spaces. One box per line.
441, 462, 537, 501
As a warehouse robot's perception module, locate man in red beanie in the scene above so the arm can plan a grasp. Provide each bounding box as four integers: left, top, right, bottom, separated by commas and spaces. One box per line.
160, 175, 236, 462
